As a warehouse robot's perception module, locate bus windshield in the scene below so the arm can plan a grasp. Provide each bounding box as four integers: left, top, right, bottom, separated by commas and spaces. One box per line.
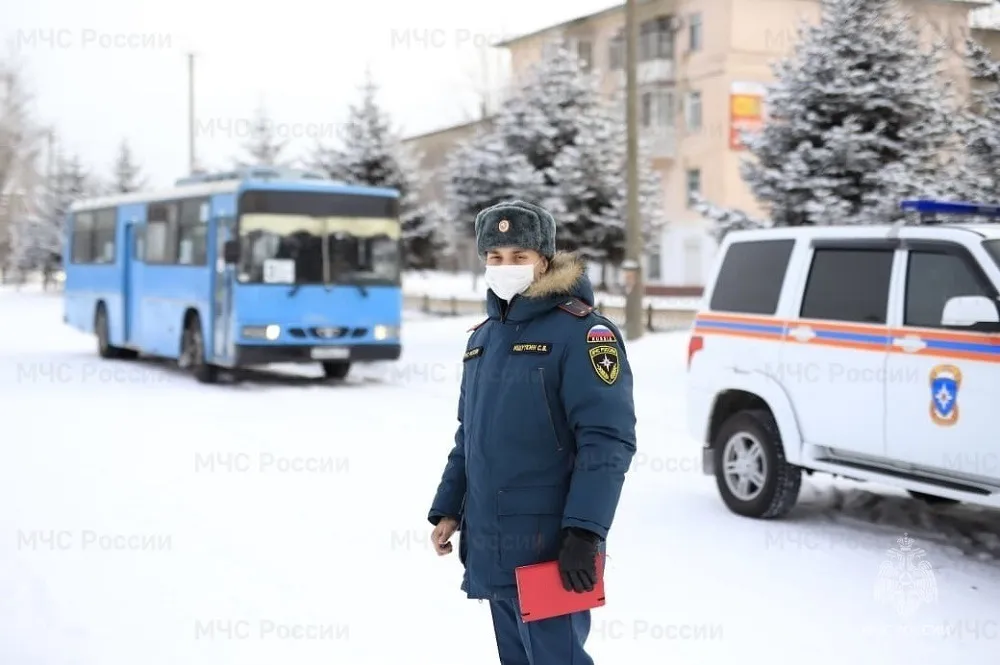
236, 190, 400, 286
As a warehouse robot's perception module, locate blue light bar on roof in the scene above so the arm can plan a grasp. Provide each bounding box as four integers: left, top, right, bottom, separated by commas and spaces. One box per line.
899, 199, 1000, 217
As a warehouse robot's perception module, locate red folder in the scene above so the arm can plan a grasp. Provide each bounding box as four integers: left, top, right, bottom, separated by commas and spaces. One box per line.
515, 554, 605, 623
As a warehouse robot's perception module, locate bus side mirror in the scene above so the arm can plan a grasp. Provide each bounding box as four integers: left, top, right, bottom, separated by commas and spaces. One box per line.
222, 240, 240, 264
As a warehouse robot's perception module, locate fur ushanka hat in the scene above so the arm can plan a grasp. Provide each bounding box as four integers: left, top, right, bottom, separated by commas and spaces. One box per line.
474, 200, 556, 259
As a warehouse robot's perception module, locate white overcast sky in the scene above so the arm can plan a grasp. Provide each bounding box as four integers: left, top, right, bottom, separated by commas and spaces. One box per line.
4, 0, 618, 187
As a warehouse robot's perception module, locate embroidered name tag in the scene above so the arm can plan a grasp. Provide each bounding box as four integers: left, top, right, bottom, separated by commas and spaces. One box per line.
464, 346, 483, 361
511, 343, 552, 354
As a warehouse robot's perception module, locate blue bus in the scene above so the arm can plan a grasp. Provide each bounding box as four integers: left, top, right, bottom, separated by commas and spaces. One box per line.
63, 167, 403, 383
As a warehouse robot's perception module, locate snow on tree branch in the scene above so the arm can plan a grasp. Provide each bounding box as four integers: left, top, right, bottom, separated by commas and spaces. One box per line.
310, 70, 448, 268
444, 41, 664, 264
740, 0, 959, 227
690, 193, 768, 241
109, 139, 147, 194
235, 103, 290, 168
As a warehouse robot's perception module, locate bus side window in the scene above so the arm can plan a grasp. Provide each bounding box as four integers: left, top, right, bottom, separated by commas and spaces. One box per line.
146, 203, 178, 264
134, 225, 145, 260
71, 212, 95, 263
178, 198, 207, 266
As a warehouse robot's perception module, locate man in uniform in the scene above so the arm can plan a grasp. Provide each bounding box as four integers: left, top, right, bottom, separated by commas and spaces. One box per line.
428, 200, 637, 664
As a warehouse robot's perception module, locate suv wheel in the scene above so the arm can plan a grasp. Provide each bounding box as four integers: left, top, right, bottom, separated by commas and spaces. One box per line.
713, 409, 802, 519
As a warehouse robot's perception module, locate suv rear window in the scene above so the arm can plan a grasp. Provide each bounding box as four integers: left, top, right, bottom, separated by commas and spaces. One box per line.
799, 248, 894, 324
985, 239, 1000, 270
709, 239, 794, 315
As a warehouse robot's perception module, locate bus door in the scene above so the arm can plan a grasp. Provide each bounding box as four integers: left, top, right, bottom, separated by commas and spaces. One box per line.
212, 214, 236, 363
123, 211, 146, 347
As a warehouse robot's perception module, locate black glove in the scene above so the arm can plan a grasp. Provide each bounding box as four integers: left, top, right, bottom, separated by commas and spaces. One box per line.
557, 527, 600, 593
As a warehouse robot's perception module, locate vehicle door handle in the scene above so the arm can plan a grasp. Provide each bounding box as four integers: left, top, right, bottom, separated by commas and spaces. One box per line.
892, 334, 926, 353
787, 325, 815, 342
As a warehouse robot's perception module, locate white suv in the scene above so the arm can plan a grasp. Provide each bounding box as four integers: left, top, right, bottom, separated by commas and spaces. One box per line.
687, 206, 1000, 518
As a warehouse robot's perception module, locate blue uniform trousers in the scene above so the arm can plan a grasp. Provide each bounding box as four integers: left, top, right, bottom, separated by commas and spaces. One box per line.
489, 598, 593, 665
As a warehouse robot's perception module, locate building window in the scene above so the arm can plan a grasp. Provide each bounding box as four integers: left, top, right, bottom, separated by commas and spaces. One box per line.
640, 16, 675, 61
641, 91, 653, 127
685, 90, 702, 131
640, 84, 675, 128
685, 169, 701, 207
656, 86, 675, 127
609, 31, 624, 70
688, 13, 702, 51
577, 40, 593, 71
647, 251, 661, 281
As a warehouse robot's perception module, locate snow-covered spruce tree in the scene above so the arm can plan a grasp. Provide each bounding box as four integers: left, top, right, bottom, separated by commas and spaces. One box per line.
235, 104, 289, 168
690, 193, 768, 242
954, 38, 1000, 206
446, 42, 664, 260
596, 96, 667, 263
0, 55, 45, 276
311, 71, 446, 269
739, 0, 959, 227
444, 129, 545, 233
12, 153, 94, 271
110, 139, 146, 193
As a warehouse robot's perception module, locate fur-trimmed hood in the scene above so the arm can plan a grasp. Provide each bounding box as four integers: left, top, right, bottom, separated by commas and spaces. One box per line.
485, 251, 595, 322
523, 252, 589, 300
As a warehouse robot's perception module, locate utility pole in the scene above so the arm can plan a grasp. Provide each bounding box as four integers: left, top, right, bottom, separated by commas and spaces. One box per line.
624, 0, 644, 340
187, 52, 196, 174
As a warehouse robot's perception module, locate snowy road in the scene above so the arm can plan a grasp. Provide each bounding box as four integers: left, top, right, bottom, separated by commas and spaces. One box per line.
1, 289, 999, 664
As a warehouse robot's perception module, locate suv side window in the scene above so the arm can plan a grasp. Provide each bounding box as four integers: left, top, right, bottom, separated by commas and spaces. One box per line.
904, 250, 993, 328
799, 248, 894, 323
709, 239, 794, 315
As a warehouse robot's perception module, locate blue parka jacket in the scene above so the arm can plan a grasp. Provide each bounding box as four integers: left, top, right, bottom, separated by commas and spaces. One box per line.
428, 253, 637, 600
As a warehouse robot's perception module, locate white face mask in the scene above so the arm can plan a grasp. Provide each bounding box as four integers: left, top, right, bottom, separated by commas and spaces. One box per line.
484, 263, 536, 301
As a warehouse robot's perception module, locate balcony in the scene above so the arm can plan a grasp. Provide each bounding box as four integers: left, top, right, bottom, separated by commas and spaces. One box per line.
615, 57, 675, 87
642, 127, 676, 159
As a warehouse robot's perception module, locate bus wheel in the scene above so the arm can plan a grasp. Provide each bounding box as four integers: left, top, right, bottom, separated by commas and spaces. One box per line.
321, 361, 351, 380
95, 305, 123, 359
180, 314, 218, 384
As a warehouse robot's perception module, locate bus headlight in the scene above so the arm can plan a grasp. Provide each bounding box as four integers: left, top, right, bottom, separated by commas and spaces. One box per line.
243, 325, 281, 340
373, 325, 399, 340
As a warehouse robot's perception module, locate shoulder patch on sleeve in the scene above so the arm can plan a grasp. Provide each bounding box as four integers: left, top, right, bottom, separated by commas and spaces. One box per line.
557, 297, 594, 317
586, 323, 617, 344
588, 345, 620, 385
467, 318, 489, 332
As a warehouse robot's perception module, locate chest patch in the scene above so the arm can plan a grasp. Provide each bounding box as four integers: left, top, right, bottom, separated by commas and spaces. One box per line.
589, 345, 620, 385
464, 346, 483, 361
586, 324, 617, 344
511, 342, 552, 354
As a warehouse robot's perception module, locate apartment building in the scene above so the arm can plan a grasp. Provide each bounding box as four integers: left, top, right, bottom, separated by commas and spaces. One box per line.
404, 0, 1000, 288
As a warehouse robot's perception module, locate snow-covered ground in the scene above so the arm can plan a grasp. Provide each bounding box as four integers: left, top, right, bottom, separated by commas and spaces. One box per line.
403, 269, 702, 310
1, 289, 999, 665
